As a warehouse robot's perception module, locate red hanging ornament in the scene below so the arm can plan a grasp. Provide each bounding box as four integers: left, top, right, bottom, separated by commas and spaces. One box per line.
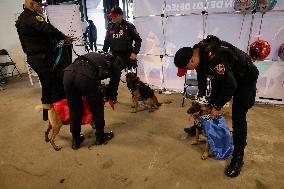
278, 43, 284, 61
249, 40, 271, 61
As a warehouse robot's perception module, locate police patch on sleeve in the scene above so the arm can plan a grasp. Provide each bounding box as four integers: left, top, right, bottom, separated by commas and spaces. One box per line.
214, 64, 225, 75
35, 16, 44, 22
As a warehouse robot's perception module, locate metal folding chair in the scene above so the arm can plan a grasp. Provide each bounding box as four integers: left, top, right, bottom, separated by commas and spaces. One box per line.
0, 49, 22, 82
182, 70, 199, 107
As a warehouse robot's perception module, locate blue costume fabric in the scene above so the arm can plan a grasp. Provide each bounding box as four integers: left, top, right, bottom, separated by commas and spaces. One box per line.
200, 115, 233, 160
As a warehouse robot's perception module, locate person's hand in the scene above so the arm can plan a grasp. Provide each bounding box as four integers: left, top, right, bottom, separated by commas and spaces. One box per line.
64, 35, 73, 44
108, 100, 115, 110
210, 107, 220, 119
130, 53, 137, 60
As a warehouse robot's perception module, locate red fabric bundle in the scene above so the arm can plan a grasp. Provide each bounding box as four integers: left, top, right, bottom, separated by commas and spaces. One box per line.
53, 98, 92, 125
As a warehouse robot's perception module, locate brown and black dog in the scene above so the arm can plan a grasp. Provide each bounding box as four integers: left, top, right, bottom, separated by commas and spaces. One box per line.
125, 72, 162, 113
187, 99, 212, 160
35, 84, 109, 151
35, 104, 63, 151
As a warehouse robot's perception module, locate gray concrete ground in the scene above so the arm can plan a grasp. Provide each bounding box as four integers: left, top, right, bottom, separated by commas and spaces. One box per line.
0, 75, 283, 189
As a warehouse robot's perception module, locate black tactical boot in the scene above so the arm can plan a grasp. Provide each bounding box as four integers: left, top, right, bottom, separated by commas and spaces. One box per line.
95, 131, 114, 145
72, 134, 85, 150
225, 155, 244, 177
43, 109, 48, 121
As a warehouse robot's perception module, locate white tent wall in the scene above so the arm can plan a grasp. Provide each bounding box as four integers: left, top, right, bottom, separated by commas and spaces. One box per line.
0, 0, 27, 74
133, 0, 284, 103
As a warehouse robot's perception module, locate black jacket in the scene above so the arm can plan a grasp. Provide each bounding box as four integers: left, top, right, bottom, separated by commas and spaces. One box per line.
15, 8, 65, 55
195, 39, 259, 110
103, 20, 142, 54
64, 52, 122, 100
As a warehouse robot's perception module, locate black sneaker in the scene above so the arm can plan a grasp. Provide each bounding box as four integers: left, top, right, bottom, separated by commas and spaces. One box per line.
72, 134, 85, 150
184, 126, 196, 137
225, 156, 244, 177
95, 131, 114, 145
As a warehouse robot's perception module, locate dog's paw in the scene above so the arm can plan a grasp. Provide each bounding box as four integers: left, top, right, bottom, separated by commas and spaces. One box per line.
131, 109, 137, 113
191, 140, 199, 145
201, 152, 209, 160
199, 135, 207, 142
54, 146, 62, 151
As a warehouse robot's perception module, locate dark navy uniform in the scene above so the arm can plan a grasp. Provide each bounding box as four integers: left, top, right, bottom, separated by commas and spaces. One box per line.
16, 8, 66, 104
103, 20, 142, 69
63, 52, 121, 145
194, 37, 259, 176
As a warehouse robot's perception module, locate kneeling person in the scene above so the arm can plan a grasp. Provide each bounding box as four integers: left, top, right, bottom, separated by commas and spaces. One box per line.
63, 52, 122, 149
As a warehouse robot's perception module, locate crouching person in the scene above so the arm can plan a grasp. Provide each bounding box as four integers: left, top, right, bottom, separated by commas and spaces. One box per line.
63, 52, 122, 149
174, 35, 259, 177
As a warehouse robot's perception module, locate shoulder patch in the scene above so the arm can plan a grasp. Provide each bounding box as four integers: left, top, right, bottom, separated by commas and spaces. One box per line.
214, 64, 225, 75
35, 15, 44, 22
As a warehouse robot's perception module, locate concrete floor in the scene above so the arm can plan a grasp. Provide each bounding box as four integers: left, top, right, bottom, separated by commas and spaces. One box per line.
0, 75, 283, 189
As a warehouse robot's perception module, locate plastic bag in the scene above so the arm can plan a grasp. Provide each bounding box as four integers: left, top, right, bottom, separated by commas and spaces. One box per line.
200, 115, 233, 160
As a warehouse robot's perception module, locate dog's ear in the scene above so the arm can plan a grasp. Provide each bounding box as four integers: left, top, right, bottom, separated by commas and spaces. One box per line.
187, 102, 201, 114
192, 101, 199, 107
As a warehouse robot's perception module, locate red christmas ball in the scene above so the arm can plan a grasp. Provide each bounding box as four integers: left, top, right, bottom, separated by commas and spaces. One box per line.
249, 40, 271, 61
278, 43, 284, 61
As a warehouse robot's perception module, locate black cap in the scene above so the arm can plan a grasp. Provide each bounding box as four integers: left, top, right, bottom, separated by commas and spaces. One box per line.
108, 7, 123, 17
174, 47, 193, 69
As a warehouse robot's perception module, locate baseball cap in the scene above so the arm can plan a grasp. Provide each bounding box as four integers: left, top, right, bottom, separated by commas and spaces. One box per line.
108, 7, 123, 17
32, 0, 48, 6
174, 47, 193, 69
177, 67, 187, 77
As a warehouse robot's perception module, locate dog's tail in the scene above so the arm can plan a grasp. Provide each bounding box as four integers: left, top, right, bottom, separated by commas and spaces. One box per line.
156, 100, 172, 107
160, 100, 172, 106
35, 104, 52, 112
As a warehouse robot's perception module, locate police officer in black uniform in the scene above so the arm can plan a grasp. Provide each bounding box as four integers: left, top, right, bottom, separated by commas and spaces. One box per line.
174, 35, 259, 177
63, 52, 122, 149
103, 7, 142, 70
16, 0, 72, 120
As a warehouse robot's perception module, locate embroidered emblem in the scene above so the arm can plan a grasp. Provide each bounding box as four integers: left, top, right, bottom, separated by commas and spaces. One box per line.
215, 64, 225, 75
35, 15, 44, 22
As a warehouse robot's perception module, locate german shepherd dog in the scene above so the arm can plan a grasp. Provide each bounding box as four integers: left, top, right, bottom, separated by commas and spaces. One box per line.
125, 72, 162, 113
187, 99, 212, 160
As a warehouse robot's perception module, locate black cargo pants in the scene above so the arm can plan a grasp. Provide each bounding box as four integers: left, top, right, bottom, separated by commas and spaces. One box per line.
63, 68, 105, 139
232, 81, 257, 156
27, 53, 65, 104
